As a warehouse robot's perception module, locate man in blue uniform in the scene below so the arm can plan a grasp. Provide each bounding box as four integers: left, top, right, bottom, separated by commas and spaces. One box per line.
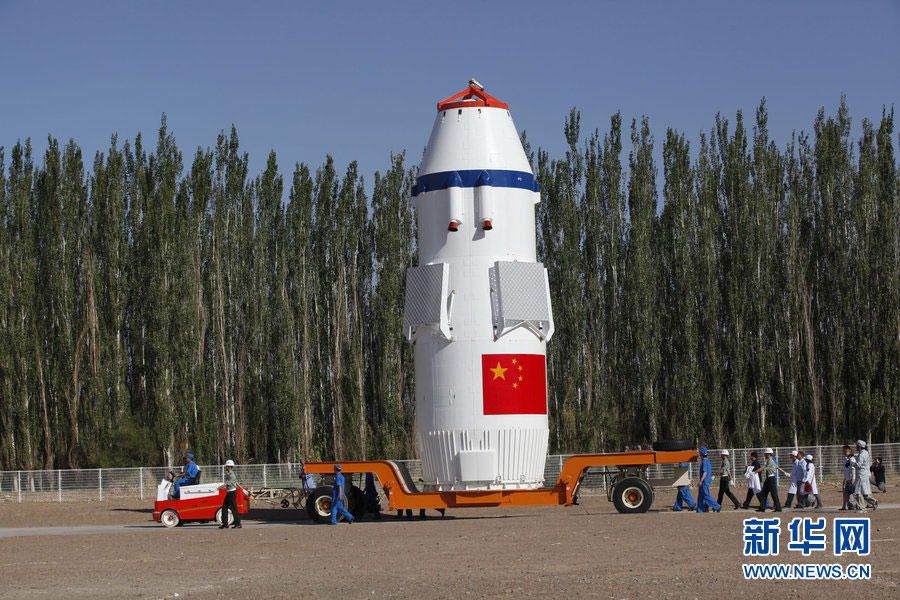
672, 462, 696, 511
695, 447, 721, 513
173, 453, 200, 499
364, 472, 382, 520
330, 465, 355, 525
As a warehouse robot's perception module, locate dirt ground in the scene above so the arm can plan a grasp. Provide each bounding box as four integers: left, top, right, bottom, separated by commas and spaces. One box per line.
0, 484, 897, 599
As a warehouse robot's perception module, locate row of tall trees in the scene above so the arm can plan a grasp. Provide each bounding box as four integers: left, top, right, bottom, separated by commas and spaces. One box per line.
537, 98, 898, 452
1, 100, 897, 468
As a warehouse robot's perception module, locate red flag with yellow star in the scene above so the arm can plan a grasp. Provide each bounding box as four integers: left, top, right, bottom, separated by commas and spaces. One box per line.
481, 354, 547, 415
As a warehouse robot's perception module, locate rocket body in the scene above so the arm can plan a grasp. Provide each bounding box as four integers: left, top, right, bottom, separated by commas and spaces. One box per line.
404, 85, 554, 490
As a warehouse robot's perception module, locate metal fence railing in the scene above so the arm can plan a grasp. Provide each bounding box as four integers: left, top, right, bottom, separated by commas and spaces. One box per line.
0, 443, 895, 503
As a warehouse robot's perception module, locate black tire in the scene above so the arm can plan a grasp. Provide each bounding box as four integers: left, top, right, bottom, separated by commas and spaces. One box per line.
652, 439, 693, 452
306, 486, 335, 523
347, 485, 365, 520
280, 498, 290, 509
612, 477, 654, 513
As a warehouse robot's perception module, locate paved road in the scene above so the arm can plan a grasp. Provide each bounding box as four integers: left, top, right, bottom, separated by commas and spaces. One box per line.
2, 504, 897, 539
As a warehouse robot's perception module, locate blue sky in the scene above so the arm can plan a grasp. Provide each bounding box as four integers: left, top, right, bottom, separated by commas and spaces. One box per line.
1, 0, 898, 187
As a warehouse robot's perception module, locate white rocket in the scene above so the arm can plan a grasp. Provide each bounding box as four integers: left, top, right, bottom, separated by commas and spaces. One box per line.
404, 81, 554, 490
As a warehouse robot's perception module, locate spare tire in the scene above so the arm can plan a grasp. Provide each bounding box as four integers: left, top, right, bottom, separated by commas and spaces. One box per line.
652, 439, 693, 452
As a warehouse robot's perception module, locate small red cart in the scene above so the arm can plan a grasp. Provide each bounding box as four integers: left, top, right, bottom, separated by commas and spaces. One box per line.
152, 473, 249, 527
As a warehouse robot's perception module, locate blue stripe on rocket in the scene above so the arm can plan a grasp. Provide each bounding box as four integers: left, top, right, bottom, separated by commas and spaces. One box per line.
411, 169, 541, 197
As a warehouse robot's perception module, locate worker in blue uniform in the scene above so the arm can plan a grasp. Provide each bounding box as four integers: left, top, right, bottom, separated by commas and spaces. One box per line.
364, 472, 382, 520
695, 447, 721, 513
672, 462, 696, 511
330, 465, 355, 525
172, 453, 200, 499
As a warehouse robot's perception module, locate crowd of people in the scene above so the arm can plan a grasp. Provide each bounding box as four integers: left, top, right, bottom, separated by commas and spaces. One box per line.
673, 440, 886, 514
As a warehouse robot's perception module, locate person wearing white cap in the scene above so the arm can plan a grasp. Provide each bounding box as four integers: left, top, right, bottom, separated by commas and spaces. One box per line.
715, 450, 740, 510
802, 454, 822, 508
757, 448, 782, 512
854, 440, 878, 512
781, 450, 806, 509
218, 459, 243, 528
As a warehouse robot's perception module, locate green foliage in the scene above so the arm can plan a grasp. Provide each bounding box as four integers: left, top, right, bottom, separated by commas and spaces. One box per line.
0, 101, 898, 469
90, 417, 158, 468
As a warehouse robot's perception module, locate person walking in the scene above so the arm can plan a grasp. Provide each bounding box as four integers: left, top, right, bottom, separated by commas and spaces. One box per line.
742, 451, 765, 510
364, 472, 382, 520
715, 450, 741, 510
218, 459, 242, 529
840, 445, 858, 511
802, 454, 823, 509
854, 440, 879, 513
298, 456, 316, 493
871, 457, 886, 493
757, 448, 782, 512
780, 450, 806, 509
695, 447, 721, 513
672, 462, 696, 512
330, 465, 355, 525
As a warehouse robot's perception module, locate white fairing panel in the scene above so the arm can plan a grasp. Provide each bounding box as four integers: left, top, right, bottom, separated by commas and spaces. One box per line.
409, 90, 552, 490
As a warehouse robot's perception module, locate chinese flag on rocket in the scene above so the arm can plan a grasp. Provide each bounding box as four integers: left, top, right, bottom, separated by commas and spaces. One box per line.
481, 354, 547, 415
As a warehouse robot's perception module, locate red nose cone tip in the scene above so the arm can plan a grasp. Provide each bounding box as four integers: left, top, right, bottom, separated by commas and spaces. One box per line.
437, 84, 509, 112
448, 221, 459, 232
482, 220, 493, 230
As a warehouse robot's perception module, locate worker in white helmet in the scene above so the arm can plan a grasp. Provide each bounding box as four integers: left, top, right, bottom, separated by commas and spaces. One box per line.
854, 440, 878, 512
757, 448, 782, 512
218, 459, 243, 528
802, 455, 822, 509
715, 450, 740, 510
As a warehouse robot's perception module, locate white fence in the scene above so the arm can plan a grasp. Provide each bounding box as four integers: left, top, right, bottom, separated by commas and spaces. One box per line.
1, 444, 896, 503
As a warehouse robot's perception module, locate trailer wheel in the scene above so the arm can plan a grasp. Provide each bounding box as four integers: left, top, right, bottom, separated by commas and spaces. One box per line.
612, 477, 654, 513
306, 486, 336, 523
280, 499, 290, 509
160, 509, 180, 528
348, 485, 366, 520
652, 439, 692, 452
215, 507, 235, 526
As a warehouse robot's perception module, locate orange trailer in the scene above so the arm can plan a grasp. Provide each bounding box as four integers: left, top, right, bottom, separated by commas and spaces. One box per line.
302, 449, 697, 523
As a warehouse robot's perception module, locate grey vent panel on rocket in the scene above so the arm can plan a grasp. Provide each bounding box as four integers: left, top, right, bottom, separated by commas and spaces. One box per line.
491, 261, 554, 341
404, 263, 452, 341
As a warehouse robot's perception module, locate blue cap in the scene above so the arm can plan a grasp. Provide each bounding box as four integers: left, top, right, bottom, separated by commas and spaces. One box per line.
184, 453, 194, 459
299, 456, 306, 461
334, 464, 341, 471
699, 447, 708, 456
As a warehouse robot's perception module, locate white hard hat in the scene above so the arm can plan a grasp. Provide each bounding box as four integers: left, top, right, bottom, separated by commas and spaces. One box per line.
764, 447, 774, 455
720, 449, 729, 455
790, 450, 798, 456
856, 440, 866, 448
225, 459, 235, 467
806, 454, 814, 461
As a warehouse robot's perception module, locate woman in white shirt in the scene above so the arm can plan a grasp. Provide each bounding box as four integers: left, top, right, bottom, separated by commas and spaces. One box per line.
803, 455, 823, 509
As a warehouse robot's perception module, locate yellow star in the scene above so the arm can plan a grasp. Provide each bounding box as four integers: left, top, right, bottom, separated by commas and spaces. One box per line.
512, 358, 517, 365
512, 383, 518, 389
490, 362, 508, 380
518, 376, 523, 381
518, 365, 523, 372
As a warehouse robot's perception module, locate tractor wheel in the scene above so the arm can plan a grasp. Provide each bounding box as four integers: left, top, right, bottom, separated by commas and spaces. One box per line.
652, 439, 693, 452
215, 507, 235, 526
160, 509, 180, 528
612, 477, 654, 514
306, 486, 335, 523
348, 485, 366, 520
